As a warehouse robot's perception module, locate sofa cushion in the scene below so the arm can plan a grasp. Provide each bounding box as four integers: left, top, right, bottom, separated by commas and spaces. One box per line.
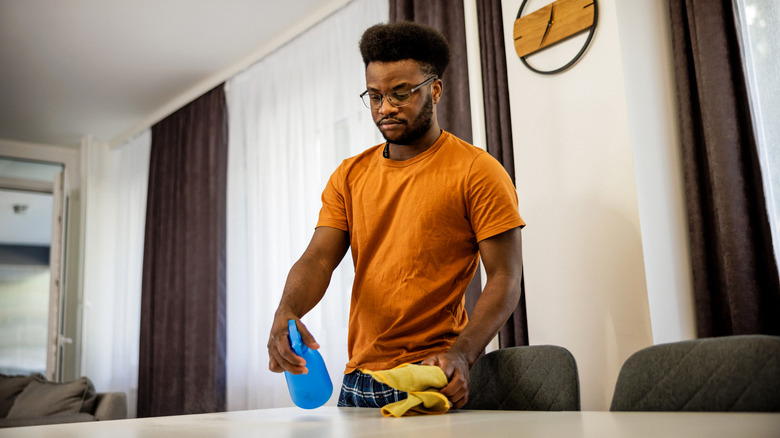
80, 378, 98, 414
6, 376, 91, 418
0, 412, 95, 428
0, 373, 44, 418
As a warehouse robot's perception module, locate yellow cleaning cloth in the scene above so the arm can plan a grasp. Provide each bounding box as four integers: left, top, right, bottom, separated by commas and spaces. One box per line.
362, 364, 451, 417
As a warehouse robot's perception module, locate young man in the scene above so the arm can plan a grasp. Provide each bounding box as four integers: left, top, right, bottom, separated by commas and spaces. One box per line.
267, 22, 524, 409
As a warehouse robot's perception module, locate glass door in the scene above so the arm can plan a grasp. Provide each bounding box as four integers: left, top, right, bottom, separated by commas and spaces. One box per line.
0, 158, 66, 379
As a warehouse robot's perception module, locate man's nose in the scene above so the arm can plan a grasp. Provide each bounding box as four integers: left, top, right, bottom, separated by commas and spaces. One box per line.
377, 97, 398, 116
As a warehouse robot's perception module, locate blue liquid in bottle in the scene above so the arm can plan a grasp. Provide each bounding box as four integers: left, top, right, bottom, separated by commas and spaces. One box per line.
284, 320, 333, 409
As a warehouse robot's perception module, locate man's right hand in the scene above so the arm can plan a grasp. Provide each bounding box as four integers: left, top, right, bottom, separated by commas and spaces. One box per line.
267, 315, 320, 374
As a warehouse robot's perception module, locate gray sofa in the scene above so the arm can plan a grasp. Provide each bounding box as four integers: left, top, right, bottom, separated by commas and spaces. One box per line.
0, 373, 127, 428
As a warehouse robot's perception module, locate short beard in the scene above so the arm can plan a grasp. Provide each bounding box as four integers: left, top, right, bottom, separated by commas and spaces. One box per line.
380, 93, 433, 145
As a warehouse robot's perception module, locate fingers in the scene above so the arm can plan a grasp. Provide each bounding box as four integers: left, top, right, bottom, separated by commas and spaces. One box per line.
422, 352, 470, 409
295, 320, 321, 350
268, 336, 307, 374
440, 368, 469, 409
420, 357, 437, 367
267, 317, 308, 374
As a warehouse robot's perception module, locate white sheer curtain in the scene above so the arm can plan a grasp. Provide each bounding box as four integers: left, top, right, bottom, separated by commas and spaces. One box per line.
226, 0, 386, 410
81, 131, 151, 418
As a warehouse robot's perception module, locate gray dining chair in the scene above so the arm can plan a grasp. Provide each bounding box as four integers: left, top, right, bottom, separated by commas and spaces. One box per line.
464, 345, 581, 411
610, 335, 780, 412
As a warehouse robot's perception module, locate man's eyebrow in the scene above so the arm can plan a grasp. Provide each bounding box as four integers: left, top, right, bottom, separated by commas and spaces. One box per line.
366, 82, 414, 92
391, 82, 413, 91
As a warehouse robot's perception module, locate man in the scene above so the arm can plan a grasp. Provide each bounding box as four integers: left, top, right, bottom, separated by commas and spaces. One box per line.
267, 21, 524, 409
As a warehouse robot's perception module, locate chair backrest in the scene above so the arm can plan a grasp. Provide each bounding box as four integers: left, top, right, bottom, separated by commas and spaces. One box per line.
610, 335, 780, 412
464, 345, 580, 411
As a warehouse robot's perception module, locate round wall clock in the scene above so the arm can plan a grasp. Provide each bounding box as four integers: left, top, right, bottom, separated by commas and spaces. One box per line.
513, 0, 599, 75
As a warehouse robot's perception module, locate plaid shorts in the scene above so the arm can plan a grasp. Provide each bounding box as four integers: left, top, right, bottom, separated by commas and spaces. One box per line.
337, 370, 408, 407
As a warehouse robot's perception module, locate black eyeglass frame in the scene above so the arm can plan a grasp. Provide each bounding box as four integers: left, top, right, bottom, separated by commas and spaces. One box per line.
359, 76, 437, 110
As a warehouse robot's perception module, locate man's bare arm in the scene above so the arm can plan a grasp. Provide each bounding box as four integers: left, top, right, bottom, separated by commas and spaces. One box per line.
267, 226, 350, 374
422, 226, 523, 408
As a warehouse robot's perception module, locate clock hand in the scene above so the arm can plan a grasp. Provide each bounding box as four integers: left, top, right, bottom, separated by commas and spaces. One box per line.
540, 3, 555, 48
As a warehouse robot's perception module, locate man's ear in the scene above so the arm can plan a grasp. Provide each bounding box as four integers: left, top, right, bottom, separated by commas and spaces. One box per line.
432, 79, 443, 104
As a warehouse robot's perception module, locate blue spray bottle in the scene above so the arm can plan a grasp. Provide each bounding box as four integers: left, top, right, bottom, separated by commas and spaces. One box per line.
284, 320, 333, 409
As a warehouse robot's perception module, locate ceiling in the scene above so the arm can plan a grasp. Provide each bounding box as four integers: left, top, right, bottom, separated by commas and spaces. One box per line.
0, 0, 344, 148
0, 0, 345, 247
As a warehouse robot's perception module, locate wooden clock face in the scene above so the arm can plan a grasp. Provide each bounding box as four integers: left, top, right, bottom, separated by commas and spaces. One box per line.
513, 0, 598, 74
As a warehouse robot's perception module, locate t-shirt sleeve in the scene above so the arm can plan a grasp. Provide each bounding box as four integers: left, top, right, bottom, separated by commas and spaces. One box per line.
316, 164, 349, 232
467, 153, 525, 242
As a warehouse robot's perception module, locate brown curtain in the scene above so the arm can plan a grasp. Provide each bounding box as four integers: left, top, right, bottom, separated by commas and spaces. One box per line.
389, 0, 473, 144
137, 85, 228, 417
668, 0, 780, 337
477, 0, 515, 177
477, 0, 528, 348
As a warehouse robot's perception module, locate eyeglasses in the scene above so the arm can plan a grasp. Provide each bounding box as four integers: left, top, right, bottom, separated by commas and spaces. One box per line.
359, 76, 437, 110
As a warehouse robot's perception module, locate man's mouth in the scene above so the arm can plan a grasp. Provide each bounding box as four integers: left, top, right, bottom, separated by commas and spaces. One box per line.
379, 118, 403, 126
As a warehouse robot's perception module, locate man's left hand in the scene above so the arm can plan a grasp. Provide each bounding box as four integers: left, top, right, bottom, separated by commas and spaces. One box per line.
421, 349, 471, 409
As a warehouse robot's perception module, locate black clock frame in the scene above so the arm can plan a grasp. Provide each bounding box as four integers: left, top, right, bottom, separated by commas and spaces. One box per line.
517, 0, 599, 75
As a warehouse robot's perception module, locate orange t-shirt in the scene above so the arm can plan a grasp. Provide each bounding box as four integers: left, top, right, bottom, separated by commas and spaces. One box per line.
317, 131, 525, 373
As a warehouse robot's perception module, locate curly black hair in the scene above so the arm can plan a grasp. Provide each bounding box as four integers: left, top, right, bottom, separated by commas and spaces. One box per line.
359, 21, 451, 78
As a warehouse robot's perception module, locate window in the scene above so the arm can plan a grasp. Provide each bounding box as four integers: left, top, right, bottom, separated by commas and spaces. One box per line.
734, 0, 780, 266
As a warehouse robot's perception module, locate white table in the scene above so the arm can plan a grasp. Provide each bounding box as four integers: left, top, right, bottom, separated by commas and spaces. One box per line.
1, 407, 778, 437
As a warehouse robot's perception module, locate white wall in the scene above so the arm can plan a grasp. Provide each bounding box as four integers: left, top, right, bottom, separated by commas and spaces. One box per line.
613, 0, 695, 346
501, 0, 693, 410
